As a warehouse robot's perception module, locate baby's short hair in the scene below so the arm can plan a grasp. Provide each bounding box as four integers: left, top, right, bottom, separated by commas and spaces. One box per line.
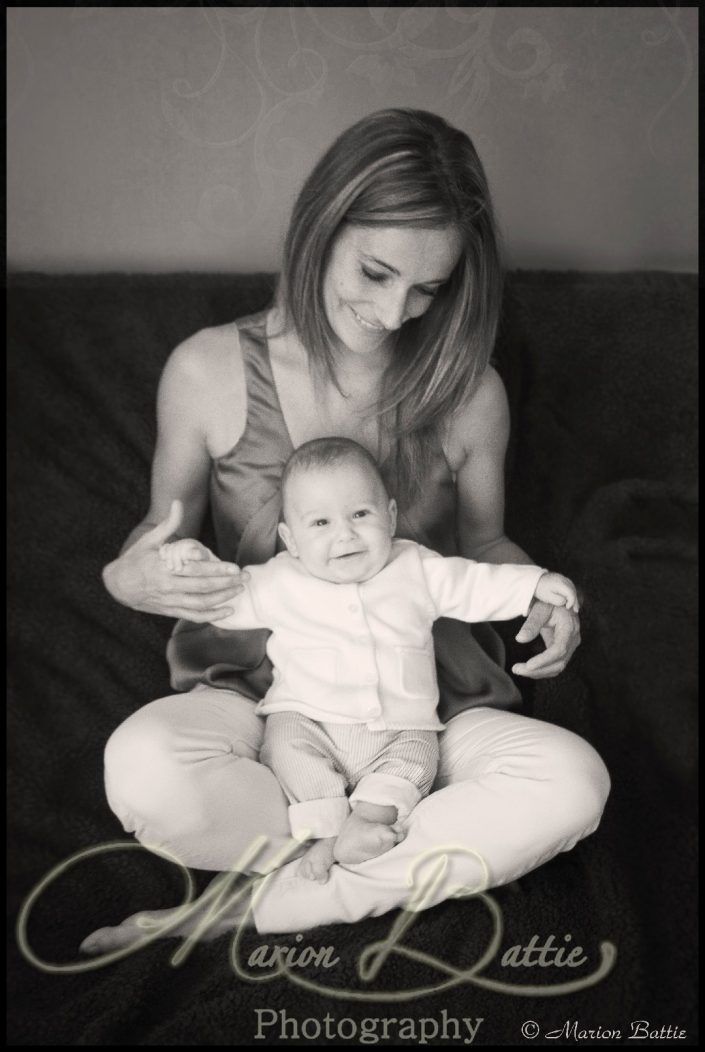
281, 437, 387, 512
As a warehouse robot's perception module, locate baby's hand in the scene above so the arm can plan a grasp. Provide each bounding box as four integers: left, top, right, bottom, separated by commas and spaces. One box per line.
534, 571, 580, 613
159, 539, 217, 575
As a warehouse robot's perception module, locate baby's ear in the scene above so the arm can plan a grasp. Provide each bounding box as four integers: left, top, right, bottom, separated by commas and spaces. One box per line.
278, 521, 298, 557
388, 498, 397, 536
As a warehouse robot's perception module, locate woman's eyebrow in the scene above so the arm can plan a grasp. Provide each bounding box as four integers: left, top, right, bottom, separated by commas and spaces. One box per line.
361, 254, 446, 285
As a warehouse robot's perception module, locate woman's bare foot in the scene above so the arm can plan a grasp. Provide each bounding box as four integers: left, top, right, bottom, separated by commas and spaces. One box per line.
79, 874, 254, 955
297, 837, 336, 883
333, 813, 406, 865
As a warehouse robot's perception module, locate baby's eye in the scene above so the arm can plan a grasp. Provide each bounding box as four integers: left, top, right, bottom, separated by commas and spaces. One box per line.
352, 510, 369, 519
311, 519, 329, 527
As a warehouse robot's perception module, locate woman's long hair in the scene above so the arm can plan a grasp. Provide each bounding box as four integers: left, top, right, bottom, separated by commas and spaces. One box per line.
276, 108, 504, 508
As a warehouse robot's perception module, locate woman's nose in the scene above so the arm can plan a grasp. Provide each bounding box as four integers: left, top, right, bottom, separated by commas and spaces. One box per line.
376, 289, 409, 331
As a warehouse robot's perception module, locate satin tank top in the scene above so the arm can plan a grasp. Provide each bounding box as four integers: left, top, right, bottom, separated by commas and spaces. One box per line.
167, 309, 522, 722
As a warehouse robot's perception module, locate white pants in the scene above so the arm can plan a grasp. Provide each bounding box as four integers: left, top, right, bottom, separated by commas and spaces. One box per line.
104, 686, 610, 934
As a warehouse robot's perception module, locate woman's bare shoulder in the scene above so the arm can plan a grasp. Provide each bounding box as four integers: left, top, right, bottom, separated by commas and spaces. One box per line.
443, 365, 510, 468
164, 321, 243, 384
160, 322, 247, 459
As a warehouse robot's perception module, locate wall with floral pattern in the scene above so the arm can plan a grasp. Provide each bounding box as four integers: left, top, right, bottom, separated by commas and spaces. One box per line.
7, 6, 697, 272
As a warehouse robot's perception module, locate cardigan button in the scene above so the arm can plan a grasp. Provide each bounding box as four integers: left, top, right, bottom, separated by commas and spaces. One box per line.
348, 603, 359, 613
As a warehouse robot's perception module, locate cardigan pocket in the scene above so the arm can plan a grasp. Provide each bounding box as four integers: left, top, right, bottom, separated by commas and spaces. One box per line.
282, 647, 339, 699
395, 646, 437, 698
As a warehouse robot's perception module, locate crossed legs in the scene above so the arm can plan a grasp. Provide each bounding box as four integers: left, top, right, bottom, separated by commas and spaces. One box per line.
82, 687, 609, 950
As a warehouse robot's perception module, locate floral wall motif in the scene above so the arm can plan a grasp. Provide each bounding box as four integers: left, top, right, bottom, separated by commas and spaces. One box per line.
7, 6, 697, 272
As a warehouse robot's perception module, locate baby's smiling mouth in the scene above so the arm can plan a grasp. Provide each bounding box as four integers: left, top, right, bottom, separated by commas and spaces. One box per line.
333, 550, 366, 560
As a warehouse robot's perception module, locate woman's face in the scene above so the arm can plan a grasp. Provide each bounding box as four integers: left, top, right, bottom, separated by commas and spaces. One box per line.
322, 224, 463, 357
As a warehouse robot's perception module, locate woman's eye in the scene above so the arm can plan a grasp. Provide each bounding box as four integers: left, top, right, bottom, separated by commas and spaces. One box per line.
361, 266, 438, 298
361, 267, 386, 284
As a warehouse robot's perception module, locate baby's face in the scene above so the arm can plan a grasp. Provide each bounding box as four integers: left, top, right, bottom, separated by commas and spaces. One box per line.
278, 461, 397, 584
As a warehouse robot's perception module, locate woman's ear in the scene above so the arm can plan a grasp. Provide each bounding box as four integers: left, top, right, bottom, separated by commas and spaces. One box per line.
388, 498, 397, 537
278, 521, 298, 557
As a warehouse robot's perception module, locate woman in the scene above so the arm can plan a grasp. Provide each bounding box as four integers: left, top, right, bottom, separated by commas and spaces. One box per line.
83, 109, 609, 951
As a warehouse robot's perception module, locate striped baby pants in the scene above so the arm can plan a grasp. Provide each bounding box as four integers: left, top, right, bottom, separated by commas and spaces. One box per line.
260, 710, 439, 839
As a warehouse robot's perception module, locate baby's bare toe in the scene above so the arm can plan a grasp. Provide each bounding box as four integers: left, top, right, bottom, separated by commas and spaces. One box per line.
298, 858, 330, 883
379, 829, 398, 849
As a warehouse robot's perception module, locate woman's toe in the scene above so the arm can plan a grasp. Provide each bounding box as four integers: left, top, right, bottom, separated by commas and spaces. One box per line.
80, 925, 130, 955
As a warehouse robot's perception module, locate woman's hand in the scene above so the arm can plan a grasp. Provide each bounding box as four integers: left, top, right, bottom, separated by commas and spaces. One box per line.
510, 600, 581, 679
102, 500, 248, 622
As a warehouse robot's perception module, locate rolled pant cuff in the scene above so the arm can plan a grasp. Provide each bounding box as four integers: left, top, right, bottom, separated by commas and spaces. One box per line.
288, 796, 350, 839
349, 773, 422, 822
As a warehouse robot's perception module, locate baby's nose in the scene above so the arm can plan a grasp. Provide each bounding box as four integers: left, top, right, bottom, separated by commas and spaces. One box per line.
337, 519, 357, 539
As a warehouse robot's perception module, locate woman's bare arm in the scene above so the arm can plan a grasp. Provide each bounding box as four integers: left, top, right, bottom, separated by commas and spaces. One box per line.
103, 330, 248, 620
445, 366, 581, 678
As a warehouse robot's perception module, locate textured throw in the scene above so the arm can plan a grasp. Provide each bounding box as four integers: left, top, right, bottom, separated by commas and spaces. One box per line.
8, 270, 697, 1044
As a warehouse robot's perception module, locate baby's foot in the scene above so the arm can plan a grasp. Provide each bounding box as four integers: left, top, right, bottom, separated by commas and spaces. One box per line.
297, 838, 336, 883
334, 815, 406, 865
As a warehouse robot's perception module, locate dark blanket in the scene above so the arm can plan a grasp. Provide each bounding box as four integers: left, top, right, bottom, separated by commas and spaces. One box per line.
7, 271, 698, 1045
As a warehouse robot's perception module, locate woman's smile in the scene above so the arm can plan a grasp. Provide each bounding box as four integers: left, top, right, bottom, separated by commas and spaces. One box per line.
348, 305, 386, 333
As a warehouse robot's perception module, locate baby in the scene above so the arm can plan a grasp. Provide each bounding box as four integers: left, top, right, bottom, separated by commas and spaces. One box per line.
160, 437, 579, 883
